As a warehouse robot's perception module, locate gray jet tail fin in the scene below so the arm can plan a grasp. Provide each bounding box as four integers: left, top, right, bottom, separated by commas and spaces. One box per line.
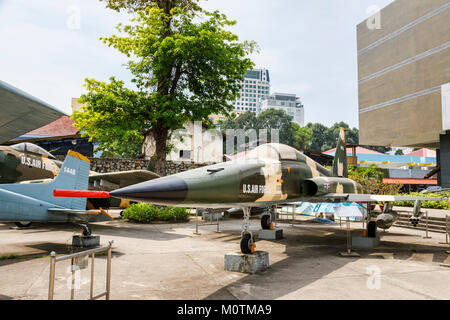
332, 128, 348, 178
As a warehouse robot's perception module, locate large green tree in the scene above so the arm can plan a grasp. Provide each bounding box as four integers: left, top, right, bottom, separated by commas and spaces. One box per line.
73, 1, 256, 175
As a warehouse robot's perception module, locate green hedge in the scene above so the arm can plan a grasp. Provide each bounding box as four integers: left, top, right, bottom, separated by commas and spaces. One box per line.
394, 192, 450, 210
122, 203, 190, 223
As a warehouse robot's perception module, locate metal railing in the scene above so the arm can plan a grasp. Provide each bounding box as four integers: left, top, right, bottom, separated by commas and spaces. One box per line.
193, 210, 221, 235
48, 240, 113, 300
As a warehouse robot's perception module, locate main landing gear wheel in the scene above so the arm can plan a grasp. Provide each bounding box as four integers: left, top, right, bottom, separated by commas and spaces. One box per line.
15, 221, 32, 228
81, 224, 92, 236
240, 233, 255, 254
261, 215, 273, 230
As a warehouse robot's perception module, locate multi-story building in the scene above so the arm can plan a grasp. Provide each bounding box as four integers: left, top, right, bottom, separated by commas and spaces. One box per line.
356, 0, 450, 186
258, 93, 305, 127
232, 68, 271, 116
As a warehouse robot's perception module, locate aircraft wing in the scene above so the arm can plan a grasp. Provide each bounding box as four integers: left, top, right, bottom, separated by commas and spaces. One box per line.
320, 194, 444, 202
48, 208, 112, 223
220, 194, 445, 209
0, 80, 66, 143
89, 170, 160, 190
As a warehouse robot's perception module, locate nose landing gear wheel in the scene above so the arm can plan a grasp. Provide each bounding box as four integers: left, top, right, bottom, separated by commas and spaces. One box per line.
15, 221, 32, 228
240, 233, 255, 254
261, 215, 272, 230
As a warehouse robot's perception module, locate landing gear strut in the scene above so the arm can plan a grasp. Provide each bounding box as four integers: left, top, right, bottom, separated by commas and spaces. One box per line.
240, 207, 255, 254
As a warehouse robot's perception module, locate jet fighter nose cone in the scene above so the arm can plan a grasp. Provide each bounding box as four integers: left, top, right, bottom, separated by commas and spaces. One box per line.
110, 176, 188, 204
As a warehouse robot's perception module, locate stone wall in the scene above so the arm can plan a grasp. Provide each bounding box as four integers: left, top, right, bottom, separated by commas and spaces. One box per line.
88, 158, 213, 175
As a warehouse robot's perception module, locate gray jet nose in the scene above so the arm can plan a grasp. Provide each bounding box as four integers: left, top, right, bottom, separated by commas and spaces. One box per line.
110, 176, 188, 204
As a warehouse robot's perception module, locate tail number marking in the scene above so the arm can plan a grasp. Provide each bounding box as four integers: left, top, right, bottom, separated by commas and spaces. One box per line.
64, 167, 76, 176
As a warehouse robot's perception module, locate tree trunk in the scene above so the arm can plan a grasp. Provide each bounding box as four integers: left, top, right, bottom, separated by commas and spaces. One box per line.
151, 127, 169, 176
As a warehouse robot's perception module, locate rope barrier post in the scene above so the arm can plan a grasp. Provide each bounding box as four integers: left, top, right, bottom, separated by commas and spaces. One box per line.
48, 251, 56, 300
423, 211, 432, 239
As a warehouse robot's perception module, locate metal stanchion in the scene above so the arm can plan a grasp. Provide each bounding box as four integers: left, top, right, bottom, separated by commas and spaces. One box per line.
339, 217, 360, 257
439, 215, 449, 245
194, 217, 200, 235
106, 242, 112, 300
423, 211, 432, 239
70, 258, 75, 300
216, 212, 220, 233
48, 252, 56, 300
90, 252, 95, 299
445, 216, 448, 244
291, 204, 296, 226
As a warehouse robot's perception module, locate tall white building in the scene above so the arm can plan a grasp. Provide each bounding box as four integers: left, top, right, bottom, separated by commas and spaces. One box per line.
259, 93, 305, 127
232, 68, 271, 116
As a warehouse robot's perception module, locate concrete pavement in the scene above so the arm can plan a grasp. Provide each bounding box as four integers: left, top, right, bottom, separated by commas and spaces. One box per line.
1, 216, 450, 300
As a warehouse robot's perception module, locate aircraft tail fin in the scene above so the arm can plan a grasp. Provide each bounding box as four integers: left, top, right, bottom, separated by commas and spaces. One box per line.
332, 128, 348, 178
47, 150, 90, 210
0, 150, 90, 210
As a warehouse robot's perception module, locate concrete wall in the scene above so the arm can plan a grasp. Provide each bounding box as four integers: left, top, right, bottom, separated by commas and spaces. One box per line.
357, 0, 450, 147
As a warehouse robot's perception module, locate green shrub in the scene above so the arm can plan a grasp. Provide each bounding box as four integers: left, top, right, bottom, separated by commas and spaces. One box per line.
122, 203, 190, 223
394, 192, 450, 210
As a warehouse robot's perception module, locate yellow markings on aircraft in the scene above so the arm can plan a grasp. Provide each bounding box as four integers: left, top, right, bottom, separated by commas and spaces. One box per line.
408, 162, 416, 167
419, 163, 434, 167
67, 150, 90, 163
382, 161, 390, 164
100, 207, 113, 220
359, 160, 368, 164
88, 210, 99, 214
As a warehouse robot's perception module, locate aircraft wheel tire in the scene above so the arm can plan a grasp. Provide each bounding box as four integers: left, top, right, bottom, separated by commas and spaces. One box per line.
15, 221, 32, 228
261, 215, 272, 230
240, 233, 253, 254
81, 225, 92, 236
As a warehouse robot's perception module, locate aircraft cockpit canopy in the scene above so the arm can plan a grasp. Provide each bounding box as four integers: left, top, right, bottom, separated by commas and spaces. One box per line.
245, 143, 305, 162
11, 143, 56, 159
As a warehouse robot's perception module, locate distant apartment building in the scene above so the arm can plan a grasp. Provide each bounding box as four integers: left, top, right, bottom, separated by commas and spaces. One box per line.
232, 68, 271, 116
259, 93, 305, 127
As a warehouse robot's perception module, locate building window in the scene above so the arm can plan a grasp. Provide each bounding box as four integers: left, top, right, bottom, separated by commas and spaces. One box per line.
179, 150, 191, 159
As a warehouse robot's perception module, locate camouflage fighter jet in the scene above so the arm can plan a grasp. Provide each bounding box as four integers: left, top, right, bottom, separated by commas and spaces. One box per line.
65, 128, 440, 253
0, 150, 112, 235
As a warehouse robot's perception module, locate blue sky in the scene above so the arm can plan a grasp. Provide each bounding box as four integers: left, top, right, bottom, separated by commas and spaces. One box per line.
0, 0, 393, 128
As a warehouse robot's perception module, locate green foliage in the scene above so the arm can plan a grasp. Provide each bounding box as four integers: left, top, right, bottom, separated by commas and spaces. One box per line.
72, 1, 256, 172
348, 164, 403, 195
306, 122, 359, 152
101, 0, 199, 13
304, 122, 391, 154
291, 123, 313, 150
122, 203, 190, 223
395, 149, 404, 155
394, 192, 450, 210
